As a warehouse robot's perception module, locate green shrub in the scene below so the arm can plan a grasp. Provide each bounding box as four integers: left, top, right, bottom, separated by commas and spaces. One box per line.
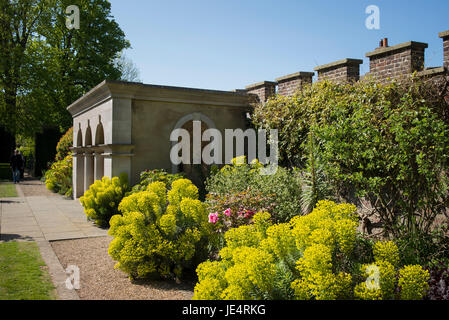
80, 173, 129, 227
108, 178, 212, 280
0, 164, 12, 180
55, 128, 73, 161
44, 127, 74, 197
44, 155, 72, 197
253, 77, 449, 263
206, 157, 303, 222
194, 200, 430, 300
131, 169, 184, 193
398, 265, 430, 300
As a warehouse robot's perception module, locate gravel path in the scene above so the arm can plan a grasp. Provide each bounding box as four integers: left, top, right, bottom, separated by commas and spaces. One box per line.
51, 236, 194, 300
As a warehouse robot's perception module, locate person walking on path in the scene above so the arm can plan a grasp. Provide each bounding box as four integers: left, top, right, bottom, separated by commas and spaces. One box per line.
10, 150, 24, 184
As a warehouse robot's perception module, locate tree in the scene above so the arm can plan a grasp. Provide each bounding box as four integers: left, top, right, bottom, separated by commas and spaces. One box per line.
0, 0, 130, 138
114, 51, 141, 82
0, 0, 50, 136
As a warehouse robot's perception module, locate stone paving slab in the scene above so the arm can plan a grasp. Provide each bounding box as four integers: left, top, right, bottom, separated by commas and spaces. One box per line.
0, 195, 108, 243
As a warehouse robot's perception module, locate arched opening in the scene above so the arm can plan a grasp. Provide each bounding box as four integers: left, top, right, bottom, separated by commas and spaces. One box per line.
95, 122, 105, 146
85, 126, 93, 146
76, 129, 83, 147
177, 120, 210, 191
171, 113, 217, 198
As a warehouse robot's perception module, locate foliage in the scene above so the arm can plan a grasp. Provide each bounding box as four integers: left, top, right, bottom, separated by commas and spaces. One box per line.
206, 190, 275, 233
131, 169, 184, 193
44, 128, 74, 197
80, 174, 129, 227
108, 179, 212, 280
44, 155, 72, 197
206, 157, 303, 222
253, 77, 449, 256
194, 200, 431, 300
398, 265, 430, 300
0, 0, 130, 138
426, 261, 449, 300
55, 127, 73, 161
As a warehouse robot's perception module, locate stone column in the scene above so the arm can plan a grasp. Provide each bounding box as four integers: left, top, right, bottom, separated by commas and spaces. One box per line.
73, 151, 85, 199
84, 151, 94, 193
94, 151, 105, 181
102, 144, 135, 184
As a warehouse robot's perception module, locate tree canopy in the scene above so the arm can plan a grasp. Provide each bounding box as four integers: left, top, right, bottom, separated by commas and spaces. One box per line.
0, 0, 131, 137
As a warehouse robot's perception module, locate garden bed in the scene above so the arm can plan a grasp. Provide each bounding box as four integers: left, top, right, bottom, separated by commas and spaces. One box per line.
51, 236, 194, 300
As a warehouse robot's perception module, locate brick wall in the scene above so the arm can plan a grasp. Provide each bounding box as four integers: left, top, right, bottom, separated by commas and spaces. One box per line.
245, 81, 276, 103
244, 30, 449, 99
276, 72, 314, 97
314, 58, 363, 83
365, 41, 428, 82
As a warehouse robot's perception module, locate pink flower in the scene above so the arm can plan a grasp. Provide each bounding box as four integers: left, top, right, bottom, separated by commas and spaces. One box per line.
209, 212, 219, 224
224, 208, 232, 217
244, 210, 255, 219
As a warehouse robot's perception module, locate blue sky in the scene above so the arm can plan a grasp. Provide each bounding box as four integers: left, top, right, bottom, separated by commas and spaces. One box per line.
108, 0, 449, 91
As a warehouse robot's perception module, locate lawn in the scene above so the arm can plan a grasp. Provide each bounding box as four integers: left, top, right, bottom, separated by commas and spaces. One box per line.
0, 242, 56, 300
0, 183, 18, 198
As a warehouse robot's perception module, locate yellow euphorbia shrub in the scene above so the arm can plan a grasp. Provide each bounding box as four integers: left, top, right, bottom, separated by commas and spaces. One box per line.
194, 200, 431, 300
80, 173, 129, 226
108, 178, 211, 280
194, 201, 358, 300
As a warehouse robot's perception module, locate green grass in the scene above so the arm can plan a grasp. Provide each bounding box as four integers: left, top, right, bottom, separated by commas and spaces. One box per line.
0, 183, 18, 198
0, 242, 56, 300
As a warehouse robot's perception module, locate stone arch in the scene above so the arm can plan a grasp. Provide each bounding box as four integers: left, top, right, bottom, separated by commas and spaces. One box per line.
85, 123, 93, 146
95, 122, 105, 146
171, 113, 217, 192
76, 125, 83, 147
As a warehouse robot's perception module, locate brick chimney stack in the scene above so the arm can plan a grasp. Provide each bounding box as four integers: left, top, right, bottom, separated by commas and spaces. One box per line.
245, 81, 277, 103
366, 40, 428, 82
275, 72, 314, 97
314, 58, 363, 83
439, 30, 449, 70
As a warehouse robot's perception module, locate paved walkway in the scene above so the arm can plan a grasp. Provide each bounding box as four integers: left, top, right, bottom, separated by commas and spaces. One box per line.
0, 194, 108, 242
0, 181, 109, 300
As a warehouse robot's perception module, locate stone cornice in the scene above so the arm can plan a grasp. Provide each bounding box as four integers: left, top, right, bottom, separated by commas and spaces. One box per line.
439, 30, 449, 39
275, 72, 315, 83
365, 41, 428, 58
314, 59, 363, 72
245, 81, 277, 90
67, 80, 252, 117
